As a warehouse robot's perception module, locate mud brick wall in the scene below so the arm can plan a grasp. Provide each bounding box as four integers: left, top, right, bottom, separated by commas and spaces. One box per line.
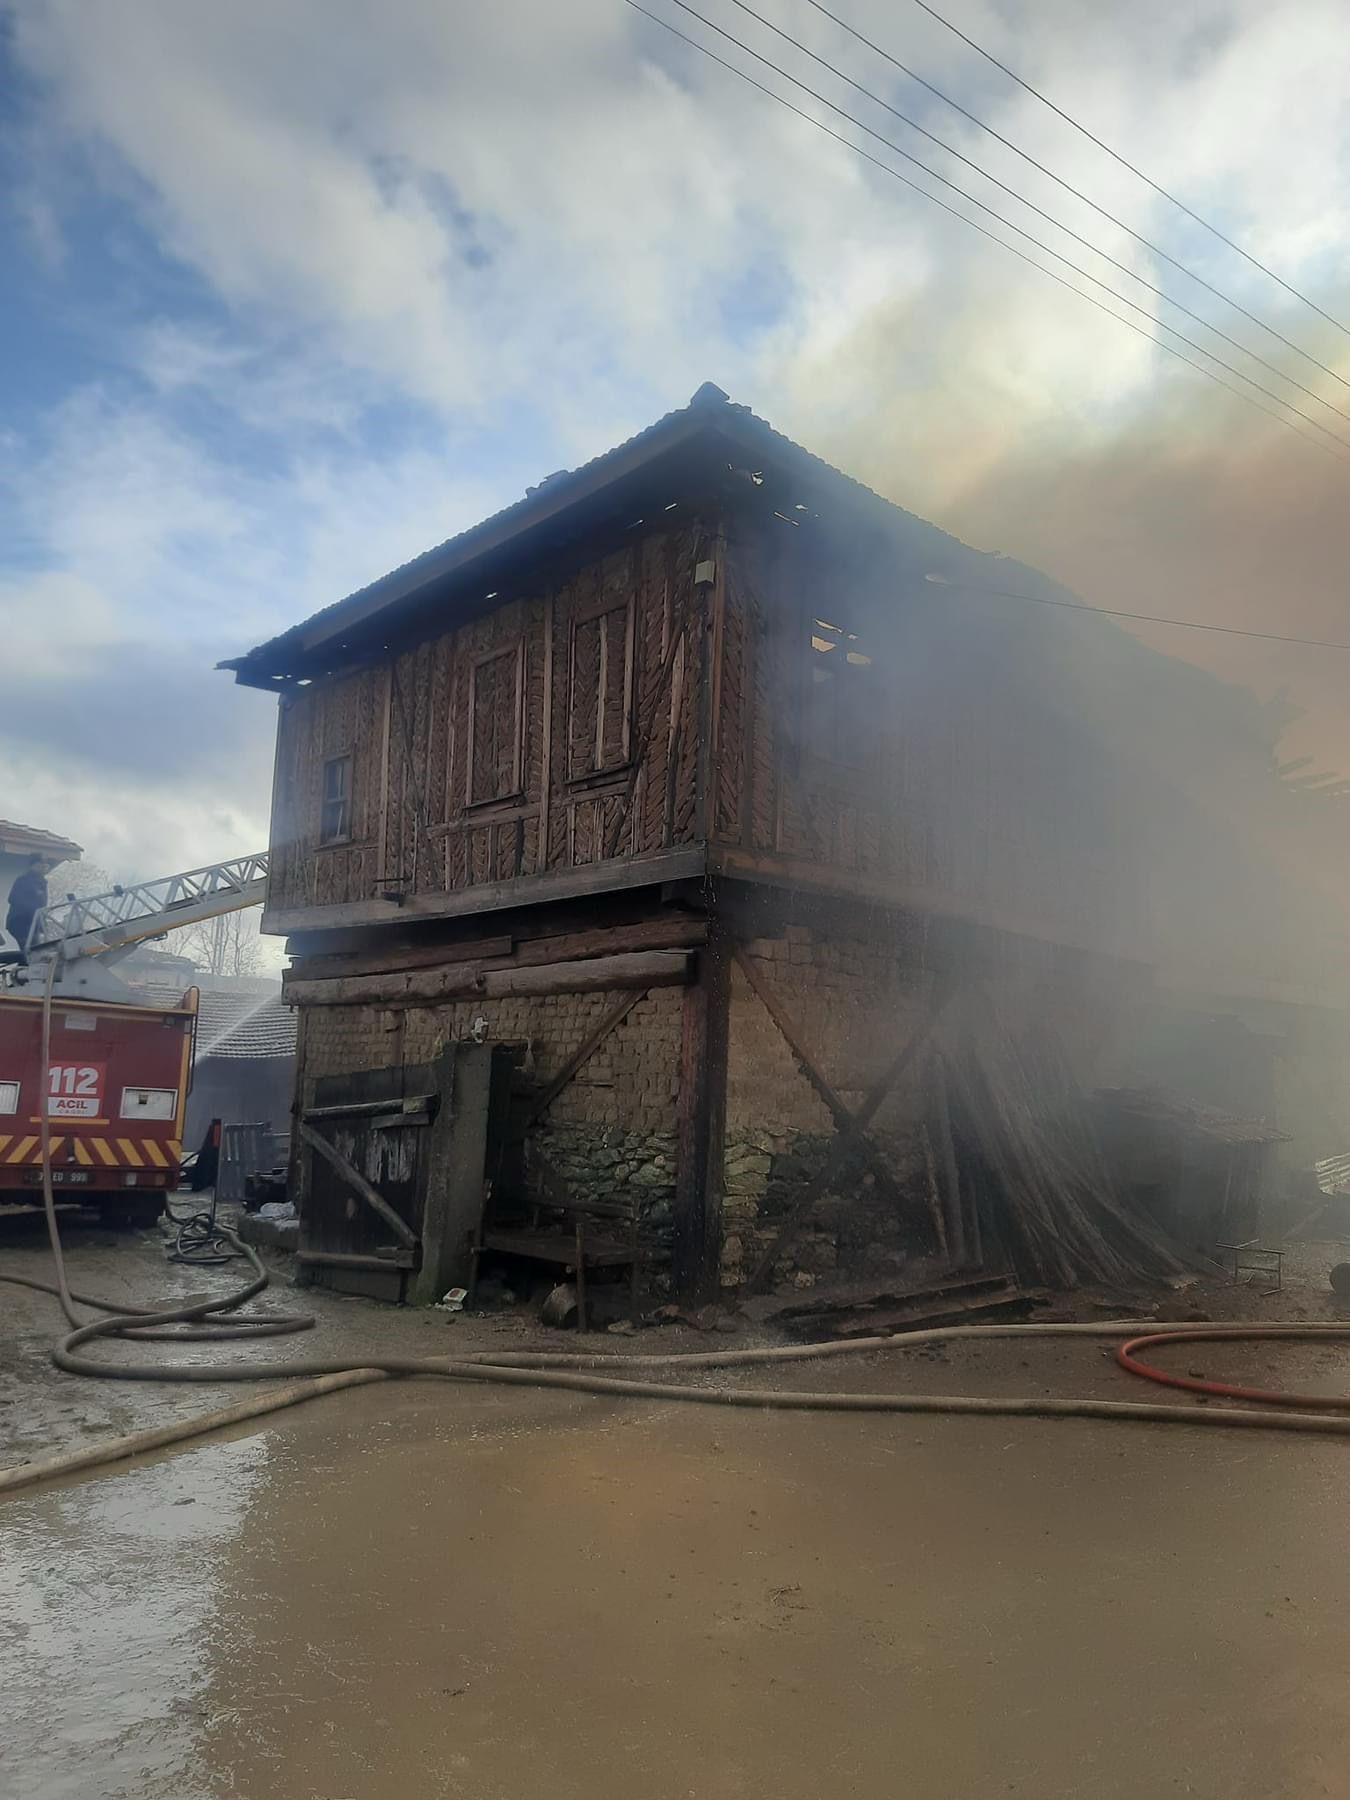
723, 922, 933, 1290
298, 986, 681, 1227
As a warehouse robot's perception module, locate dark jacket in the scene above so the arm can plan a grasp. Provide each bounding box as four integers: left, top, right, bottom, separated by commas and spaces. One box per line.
5, 869, 48, 943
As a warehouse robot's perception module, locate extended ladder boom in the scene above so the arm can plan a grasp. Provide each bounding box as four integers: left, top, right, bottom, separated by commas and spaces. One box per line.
28, 853, 269, 963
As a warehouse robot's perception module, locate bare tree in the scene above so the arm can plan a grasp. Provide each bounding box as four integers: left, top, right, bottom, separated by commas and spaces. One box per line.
46, 859, 115, 901
166, 906, 264, 979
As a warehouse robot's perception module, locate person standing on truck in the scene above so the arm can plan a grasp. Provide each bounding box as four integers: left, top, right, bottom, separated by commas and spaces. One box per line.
5, 855, 51, 958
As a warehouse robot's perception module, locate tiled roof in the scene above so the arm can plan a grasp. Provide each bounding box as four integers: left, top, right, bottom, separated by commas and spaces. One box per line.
0, 820, 83, 860
222, 383, 973, 689
134, 982, 297, 1060
200, 993, 297, 1061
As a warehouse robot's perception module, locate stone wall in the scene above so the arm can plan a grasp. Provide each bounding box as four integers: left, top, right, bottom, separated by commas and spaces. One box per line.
298, 984, 681, 1227
722, 921, 934, 1289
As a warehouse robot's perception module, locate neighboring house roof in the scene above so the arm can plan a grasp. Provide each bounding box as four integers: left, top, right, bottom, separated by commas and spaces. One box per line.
134, 982, 298, 1060
0, 820, 83, 861
199, 993, 298, 1062
222, 381, 982, 690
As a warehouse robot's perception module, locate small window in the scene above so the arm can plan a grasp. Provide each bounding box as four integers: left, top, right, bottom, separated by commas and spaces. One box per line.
467, 643, 525, 807
320, 754, 353, 844
0, 1081, 18, 1116
120, 1087, 177, 1120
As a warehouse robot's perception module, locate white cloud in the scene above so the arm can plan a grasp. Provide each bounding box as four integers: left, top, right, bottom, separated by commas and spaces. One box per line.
6, 0, 1350, 886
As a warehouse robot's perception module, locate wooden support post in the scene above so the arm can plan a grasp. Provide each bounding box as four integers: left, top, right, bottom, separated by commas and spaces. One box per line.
932, 1051, 971, 1268
287, 1006, 312, 1219
672, 924, 729, 1303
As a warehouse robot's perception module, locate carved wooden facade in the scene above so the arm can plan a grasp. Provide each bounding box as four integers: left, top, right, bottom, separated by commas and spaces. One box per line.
265, 519, 712, 932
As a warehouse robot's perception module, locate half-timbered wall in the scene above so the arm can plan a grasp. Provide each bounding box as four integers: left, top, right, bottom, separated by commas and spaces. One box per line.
713, 513, 1157, 961
268, 521, 709, 917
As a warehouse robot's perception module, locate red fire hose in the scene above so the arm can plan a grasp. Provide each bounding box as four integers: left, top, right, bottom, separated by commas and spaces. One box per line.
1117, 1326, 1350, 1410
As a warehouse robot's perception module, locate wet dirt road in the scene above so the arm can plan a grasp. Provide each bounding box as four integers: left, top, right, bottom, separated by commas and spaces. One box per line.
6, 1331, 1350, 1800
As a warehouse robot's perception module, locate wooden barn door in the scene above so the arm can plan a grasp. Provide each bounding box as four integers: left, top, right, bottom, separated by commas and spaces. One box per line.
297, 1061, 438, 1302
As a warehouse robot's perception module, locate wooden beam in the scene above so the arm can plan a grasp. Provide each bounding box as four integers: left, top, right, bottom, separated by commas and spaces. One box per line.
932, 1052, 970, 1267
286, 947, 691, 1009
602, 581, 694, 860
290, 935, 512, 983
539, 590, 555, 869
264, 843, 708, 936
286, 964, 486, 1008
295, 1248, 417, 1271
523, 989, 647, 1128
672, 928, 730, 1303
746, 985, 956, 1292
513, 916, 706, 967
732, 945, 905, 1203
483, 949, 689, 998
705, 526, 726, 839
297, 1119, 416, 1248
692, 569, 713, 842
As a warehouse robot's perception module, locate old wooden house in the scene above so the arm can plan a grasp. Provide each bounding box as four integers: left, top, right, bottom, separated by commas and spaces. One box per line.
224, 383, 1345, 1304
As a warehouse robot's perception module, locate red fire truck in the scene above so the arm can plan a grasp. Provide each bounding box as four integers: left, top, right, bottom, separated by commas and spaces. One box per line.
0, 987, 198, 1224
0, 854, 267, 1225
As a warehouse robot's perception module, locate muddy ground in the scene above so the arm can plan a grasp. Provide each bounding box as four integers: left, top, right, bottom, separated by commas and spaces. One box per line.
4, 1205, 1350, 1798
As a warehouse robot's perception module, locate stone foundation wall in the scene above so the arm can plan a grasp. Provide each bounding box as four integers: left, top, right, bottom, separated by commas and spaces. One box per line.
298, 985, 681, 1224
722, 922, 934, 1289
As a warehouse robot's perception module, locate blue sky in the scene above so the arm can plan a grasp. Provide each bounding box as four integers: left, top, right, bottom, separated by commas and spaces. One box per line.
3, 0, 1349, 887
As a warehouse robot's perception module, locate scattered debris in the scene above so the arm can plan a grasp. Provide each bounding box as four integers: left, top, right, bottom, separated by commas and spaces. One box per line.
754, 1272, 1045, 1342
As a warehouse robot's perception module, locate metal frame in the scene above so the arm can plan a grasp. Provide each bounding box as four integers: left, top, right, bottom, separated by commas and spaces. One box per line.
28, 854, 269, 960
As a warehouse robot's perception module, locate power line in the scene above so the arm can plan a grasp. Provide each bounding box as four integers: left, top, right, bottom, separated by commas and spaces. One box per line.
923, 575, 1350, 652
712, 0, 1350, 427
627, 0, 1350, 462
783, 0, 1350, 400
901, 0, 1350, 344
626, 0, 1347, 463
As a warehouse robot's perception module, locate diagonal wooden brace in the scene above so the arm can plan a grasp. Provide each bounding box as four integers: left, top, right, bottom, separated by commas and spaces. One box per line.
733, 945, 906, 1193
298, 1118, 416, 1249
744, 978, 957, 1292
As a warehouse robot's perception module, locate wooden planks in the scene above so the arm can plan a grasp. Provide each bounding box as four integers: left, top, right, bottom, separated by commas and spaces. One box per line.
285, 947, 691, 1009
297, 1118, 416, 1248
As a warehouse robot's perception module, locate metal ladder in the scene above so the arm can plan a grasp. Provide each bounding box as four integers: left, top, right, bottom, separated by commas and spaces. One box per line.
27, 853, 270, 962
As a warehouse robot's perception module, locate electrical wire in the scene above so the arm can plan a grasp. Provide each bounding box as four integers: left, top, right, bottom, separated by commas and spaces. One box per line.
626, 1, 1350, 464
728, 0, 1350, 412
792, 0, 1350, 390
921, 574, 1350, 652
650, 0, 1350, 451
901, 0, 1350, 344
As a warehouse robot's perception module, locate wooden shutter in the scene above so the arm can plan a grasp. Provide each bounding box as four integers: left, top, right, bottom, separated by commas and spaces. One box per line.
467, 641, 525, 807
568, 593, 635, 781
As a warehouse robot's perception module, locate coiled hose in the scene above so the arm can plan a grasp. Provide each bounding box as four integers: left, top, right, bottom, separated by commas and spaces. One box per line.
5, 956, 1350, 1500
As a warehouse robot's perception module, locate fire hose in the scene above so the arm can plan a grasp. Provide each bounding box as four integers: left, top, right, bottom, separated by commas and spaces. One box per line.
5, 958, 1350, 1499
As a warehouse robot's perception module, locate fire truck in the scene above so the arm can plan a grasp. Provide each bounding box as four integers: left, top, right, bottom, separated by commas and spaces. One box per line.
0, 855, 267, 1225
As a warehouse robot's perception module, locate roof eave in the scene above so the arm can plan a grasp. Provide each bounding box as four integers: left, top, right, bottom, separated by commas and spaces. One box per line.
222, 405, 725, 690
